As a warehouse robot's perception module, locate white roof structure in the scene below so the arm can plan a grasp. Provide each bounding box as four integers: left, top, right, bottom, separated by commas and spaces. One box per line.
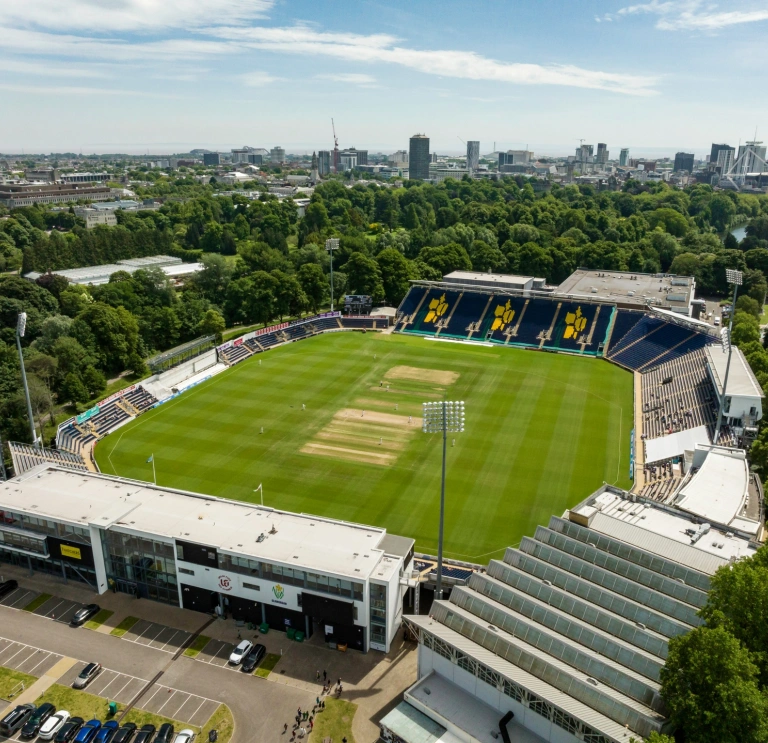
24, 256, 199, 286
675, 445, 757, 535
706, 343, 763, 399
0, 467, 410, 581
645, 425, 710, 464
577, 487, 757, 570
441, 271, 544, 292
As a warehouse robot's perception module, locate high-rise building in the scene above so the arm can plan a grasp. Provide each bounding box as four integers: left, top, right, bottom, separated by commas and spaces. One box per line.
203, 153, 220, 166
231, 149, 249, 163
674, 152, 695, 173
339, 148, 367, 166
246, 154, 262, 166
498, 150, 533, 167
317, 150, 331, 176
338, 153, 357, 171
466, 141, 480, 173
409, 134, 430, 180
710, 143, 732, 167
270, 146, 285, 164
596, 143, 609, 165
737, 141, 767, 173
310, 152, 319, 183
390, 150, 408, 165
619, 148, 629, 167
716, 147, 735, 174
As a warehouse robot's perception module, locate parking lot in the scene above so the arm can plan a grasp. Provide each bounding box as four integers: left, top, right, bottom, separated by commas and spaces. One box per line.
120, 621, 193, 655
0, 637, 62, 677
138, 684, 219, 727
57, 664, 148, 705
0, 587, 40, 610
30, 597, 82, 624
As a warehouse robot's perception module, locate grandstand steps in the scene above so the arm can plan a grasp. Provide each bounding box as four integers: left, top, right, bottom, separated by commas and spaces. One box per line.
402, 286, 430, 331
637, 332, 699, 372
437, 291, 463, 336
539, 301, 562, 348
580, 304, 602, 354
506, 299, 529, 342
336, 317, 343, 329
608, 322, 665, 358
605, 310, 644, 355
117, 398, 139, 417
469, 294, 493, 339
251, 338, 265, 352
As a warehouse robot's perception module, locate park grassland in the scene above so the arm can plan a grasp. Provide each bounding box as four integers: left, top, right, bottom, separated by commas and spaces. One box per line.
96, 332, 633, 562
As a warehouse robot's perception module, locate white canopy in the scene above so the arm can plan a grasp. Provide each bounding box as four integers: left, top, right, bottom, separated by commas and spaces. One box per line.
645, 425, 710, 464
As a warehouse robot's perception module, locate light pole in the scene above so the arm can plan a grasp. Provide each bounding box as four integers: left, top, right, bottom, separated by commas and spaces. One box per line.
422, 400, 465, 600
715, 268, 743, 443
16, 313, 38, 448
325, 238, 339, 312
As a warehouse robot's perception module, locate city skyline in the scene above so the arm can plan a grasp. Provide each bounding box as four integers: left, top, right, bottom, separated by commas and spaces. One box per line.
1, 0, 767, 154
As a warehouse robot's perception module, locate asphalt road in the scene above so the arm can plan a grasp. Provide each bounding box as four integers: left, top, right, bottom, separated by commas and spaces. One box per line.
0, 606, 314, 743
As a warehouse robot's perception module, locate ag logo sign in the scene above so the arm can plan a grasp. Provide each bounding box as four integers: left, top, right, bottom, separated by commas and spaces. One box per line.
218, 575, 232, 591
272, 584, 285, 600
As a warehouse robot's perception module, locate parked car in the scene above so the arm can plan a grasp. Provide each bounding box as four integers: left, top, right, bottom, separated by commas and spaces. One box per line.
71, 603, 101, 626
21, 702, 57, 739
0, 704, 36, 737
240, 643, 266, 673
73, 662, 102, 689
0, 578, 18, 599
228, 640, 253, 665
56, 717, 85, 743
74, 720, 102, 743
94, 719, 120, 743
155, 723, 174, 743
40, 711, 71, 741
133, 724, 156, 743
112, 722, 137, 743
172, 730, 195, 743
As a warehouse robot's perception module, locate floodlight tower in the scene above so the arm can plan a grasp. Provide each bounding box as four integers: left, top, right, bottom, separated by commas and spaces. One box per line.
325, 238, 339, 312
422, 400, 465, 599
714, 268, 743, 443
16, 312, 38, 448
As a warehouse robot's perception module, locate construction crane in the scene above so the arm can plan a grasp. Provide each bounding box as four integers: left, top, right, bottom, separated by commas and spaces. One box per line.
331, 118, 339, 173
456, 135, 466, 145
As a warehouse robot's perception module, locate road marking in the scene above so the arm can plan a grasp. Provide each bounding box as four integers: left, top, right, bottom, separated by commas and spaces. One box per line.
28, 651, 59, 675
134, 621, 157, 641
156, 690, 178, 715
141, 685, 163, 709
188, 699, 206, 724
96, 671, 121, 696
42, 599, 66, 617
158, 630, 179, 651
111, 677, 135, 701
4, 644, 30, 666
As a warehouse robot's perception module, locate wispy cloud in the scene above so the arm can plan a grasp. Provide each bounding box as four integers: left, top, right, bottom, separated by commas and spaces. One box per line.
0, 58, 110, 78
316, 73, 379, 87
240, 70, 279, 87
0, 83, 179, 97
606, 1, 768, 31
0, 0, 274, 32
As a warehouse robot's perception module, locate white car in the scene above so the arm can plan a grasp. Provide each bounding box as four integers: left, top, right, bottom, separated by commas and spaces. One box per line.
39, 711, 70, 741
172, 729, 195, 743
228, 640, 253, 665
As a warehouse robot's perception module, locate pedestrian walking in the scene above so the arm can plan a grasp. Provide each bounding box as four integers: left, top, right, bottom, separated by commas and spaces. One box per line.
323, 670, 327, 682
283, 723, 288, 734
337, 677, 341, 686
316, 670, 320, 681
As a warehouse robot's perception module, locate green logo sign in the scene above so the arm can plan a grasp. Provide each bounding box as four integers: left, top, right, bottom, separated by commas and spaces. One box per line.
273, 584, 284, 599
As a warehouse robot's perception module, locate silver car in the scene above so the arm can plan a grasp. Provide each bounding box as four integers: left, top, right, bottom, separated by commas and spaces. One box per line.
73, 663, 101, 689
172, 730, 195, 743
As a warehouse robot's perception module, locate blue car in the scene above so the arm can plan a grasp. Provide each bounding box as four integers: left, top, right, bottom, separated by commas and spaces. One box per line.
95, 720, 120, 743
74, 720, 102, 743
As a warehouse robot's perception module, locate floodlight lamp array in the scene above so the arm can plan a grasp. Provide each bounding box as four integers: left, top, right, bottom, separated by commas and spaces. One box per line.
422, 401, 465, 434
325, 238, 340, 252
16, 312, 27, 338
725, 268, 743, 286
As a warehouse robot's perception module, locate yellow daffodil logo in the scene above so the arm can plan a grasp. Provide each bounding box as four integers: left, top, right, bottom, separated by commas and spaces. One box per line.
491, 300, 515, 331
564, 307, 588, 340
424, 293, 449, 323
273, 584, 285, 599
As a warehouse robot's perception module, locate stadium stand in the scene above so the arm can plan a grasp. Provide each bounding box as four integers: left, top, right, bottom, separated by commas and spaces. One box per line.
606, 312, 714, 372
395, 285, 430, 330
8, 442, 89, 476
604, 309, 645, 354
218, 342, 252, 366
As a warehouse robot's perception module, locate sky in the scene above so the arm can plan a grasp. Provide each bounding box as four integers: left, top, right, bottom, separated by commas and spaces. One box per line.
1, 0, 767, 157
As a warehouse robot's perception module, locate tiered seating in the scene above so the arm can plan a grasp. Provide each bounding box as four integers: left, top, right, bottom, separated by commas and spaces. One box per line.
123, 386, 157, 412
8, 442, 89, 476
254, 333, 280, 349
606, 309, 645, 354
548, 302, 613, 354
92, 400, 131, 435
395, 285, 429, 329
404, 288, 463, 335
219, 343, 252, 365
608, 317, 713, 372
637, 469, 682, 502
640, 349, 717, 440
438, 290, 492, 338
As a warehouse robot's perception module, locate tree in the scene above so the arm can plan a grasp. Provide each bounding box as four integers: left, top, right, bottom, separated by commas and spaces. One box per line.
660, 625, 768, 743
344, 252, 384, 301
270, 270, 307, 320
297, 263, 327, 313
59, 372, 89, 405
709, 194, 738, 232
197, 309, 226, 343
418, 243, 472, 275
736, 295, 761, 318
71, 303, 140, 373
376, 248, 412, 306
200, 221, 224, 253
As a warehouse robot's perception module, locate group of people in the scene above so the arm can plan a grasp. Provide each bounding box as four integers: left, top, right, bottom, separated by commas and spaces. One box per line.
283, 670, 344, 738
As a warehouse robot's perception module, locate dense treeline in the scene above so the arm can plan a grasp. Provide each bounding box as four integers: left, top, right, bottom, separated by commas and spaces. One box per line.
2, 175, 768, 450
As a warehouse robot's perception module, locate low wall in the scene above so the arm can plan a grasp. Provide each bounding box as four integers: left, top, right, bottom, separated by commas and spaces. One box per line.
142, 349, 218, 400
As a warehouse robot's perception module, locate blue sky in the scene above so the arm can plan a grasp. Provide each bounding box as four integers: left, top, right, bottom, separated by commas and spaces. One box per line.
1, 0, 767, 157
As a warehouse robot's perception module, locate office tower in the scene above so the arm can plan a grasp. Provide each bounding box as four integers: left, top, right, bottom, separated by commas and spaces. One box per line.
737, 141, 767, 173
310, 152, 319, 182
203, 153, 220, 166
318, 150, 331, 176
673, 152, 695, 172
499, 150, 533, 167
596, 143, 609, 165
231, 149, 249, 163
391, 150, 408, 164
409, 134, 430, 180
619, 148, 629, 167
247, 154, 263, 165
710, 143, 732, 166
270, 146, 285, 164
466, 141, 480, 172
716, 147, 735, 174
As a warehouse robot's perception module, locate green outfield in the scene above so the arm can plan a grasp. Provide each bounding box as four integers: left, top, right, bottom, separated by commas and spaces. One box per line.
96, 332, 633, 561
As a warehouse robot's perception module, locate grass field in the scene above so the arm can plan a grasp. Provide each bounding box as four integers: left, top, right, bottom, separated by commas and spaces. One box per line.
96, 332, 633, 561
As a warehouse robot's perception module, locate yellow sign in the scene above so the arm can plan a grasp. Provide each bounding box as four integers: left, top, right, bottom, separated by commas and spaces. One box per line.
60, 544, 82, 560
424, 294, 449, 324
563, 307, 588, 341
491, 300, 515, 332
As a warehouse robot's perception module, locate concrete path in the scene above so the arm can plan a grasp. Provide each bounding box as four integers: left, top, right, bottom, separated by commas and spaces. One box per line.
1, 656, 78, 713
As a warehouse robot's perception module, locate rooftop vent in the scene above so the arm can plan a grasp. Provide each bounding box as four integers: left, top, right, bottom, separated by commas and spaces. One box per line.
256, 534, 266, 542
